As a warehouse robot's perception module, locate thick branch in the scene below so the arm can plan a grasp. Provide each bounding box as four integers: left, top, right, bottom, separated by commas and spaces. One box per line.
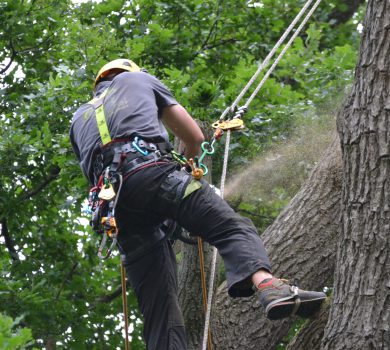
1, 218, 20, 261
95, 282, 130, 304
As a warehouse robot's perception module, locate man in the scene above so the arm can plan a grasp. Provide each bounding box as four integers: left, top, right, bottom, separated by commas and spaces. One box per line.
70, 59, 326, 349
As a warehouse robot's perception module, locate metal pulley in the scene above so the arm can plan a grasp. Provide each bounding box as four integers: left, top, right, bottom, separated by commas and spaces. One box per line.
212, 118, 245, 131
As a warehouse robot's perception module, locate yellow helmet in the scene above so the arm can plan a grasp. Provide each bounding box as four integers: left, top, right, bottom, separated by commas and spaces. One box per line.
94, 59, 141, 89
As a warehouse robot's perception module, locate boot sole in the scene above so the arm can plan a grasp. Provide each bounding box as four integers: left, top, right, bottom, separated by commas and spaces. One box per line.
266, 296, 326, 320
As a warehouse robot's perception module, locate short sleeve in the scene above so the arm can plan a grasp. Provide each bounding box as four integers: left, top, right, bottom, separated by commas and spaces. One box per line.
149, 75, 178, 114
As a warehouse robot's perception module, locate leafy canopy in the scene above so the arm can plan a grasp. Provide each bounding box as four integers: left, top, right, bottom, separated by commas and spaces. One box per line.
0, 0, 363, 348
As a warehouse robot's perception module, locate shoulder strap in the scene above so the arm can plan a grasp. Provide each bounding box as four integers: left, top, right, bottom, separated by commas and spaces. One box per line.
88, 89, 111, 145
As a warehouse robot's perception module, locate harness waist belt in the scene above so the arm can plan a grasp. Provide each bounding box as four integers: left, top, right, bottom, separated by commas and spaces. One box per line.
93, 138, 173, 182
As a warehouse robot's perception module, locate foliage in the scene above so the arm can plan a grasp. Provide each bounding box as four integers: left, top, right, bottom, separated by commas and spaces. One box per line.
0, 0, 364, 348
0, 313, 36, 350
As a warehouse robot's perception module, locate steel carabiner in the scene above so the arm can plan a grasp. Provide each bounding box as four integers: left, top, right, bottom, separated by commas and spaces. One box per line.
132, 136, 149, 156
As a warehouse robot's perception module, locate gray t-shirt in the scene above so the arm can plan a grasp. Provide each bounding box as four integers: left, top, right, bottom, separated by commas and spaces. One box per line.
70, 71, 178, 183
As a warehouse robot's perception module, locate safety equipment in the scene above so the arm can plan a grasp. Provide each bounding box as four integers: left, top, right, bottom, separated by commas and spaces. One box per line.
87, 89, 111, 144
94, 59, 141, 89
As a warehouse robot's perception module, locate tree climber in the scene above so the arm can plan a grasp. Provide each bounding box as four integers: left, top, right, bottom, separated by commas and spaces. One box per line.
70, 59, 326, 350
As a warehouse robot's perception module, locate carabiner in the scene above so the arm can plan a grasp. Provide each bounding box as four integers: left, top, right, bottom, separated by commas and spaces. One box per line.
132, 136, 149, 156
198, 141, 215, 164
98, 233, 118, 260
171, 150, 187, 165
199, 162, 208, 176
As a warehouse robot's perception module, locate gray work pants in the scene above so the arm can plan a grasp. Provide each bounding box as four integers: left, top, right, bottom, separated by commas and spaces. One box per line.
116, 162, 271, 350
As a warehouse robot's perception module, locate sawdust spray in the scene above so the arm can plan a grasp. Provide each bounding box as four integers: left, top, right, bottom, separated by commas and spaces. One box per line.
224, 114, 336, 203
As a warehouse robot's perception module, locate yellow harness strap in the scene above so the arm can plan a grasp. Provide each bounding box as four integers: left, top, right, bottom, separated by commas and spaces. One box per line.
88, 89, 111, 145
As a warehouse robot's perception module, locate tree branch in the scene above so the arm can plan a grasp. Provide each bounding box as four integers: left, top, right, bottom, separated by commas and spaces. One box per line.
55, 262, 79, 300
237, 208, 273, 220
190, 0, 238, 61
191, 38, 239, 60
1, 218, 20, 261
197, 0, 222, 53
0, 40, 17, 75
20, 165, 60, 201
95, 283, 130, 304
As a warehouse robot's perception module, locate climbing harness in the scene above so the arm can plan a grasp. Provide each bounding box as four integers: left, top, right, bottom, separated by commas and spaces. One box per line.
86, 167, 123, 260
199, 0, 323, 348
87, 138, 173, 259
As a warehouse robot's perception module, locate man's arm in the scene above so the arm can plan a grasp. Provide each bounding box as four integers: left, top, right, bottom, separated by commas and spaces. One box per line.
161, 104, 205, 159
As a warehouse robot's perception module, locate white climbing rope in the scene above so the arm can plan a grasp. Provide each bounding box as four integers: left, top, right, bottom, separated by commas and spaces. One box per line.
201, 0, 323, 347
219, 0, 317, 120
244, 0, 323, 109
201, 130, 231, 350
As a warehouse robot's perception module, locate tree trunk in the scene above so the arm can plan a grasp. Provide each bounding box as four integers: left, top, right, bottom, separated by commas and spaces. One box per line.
45, 335, 56, 350
287, 299, 331, 350
212, 135, 342, 349
322, 1, 390, 349
178, 240, 219, 350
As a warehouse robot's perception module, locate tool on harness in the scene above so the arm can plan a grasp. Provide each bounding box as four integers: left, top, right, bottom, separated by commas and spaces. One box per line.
99, 173, 116, 201
87, 165, 123, 259
88, 137, 173, 259
98, 204, 119, 260
171, 150, 187, 166
170, 139, 216, 180
132, 136, 150, 156
97, 171, 123, 260
188, 158, 204, 180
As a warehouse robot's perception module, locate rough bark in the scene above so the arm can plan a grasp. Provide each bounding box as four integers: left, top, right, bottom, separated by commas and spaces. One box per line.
178, 240, 219, 350
322, 1, 390, 349
212, 135, 342, 349
287, 299, 331, 350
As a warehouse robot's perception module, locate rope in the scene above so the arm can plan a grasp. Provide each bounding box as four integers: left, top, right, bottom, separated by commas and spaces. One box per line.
200, 0, 323, 347
219, 0, 319, 120
198, 237, 213, 350
121, 259, 131, 350
244, 0, 323, 108
201, 131, 231, 350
